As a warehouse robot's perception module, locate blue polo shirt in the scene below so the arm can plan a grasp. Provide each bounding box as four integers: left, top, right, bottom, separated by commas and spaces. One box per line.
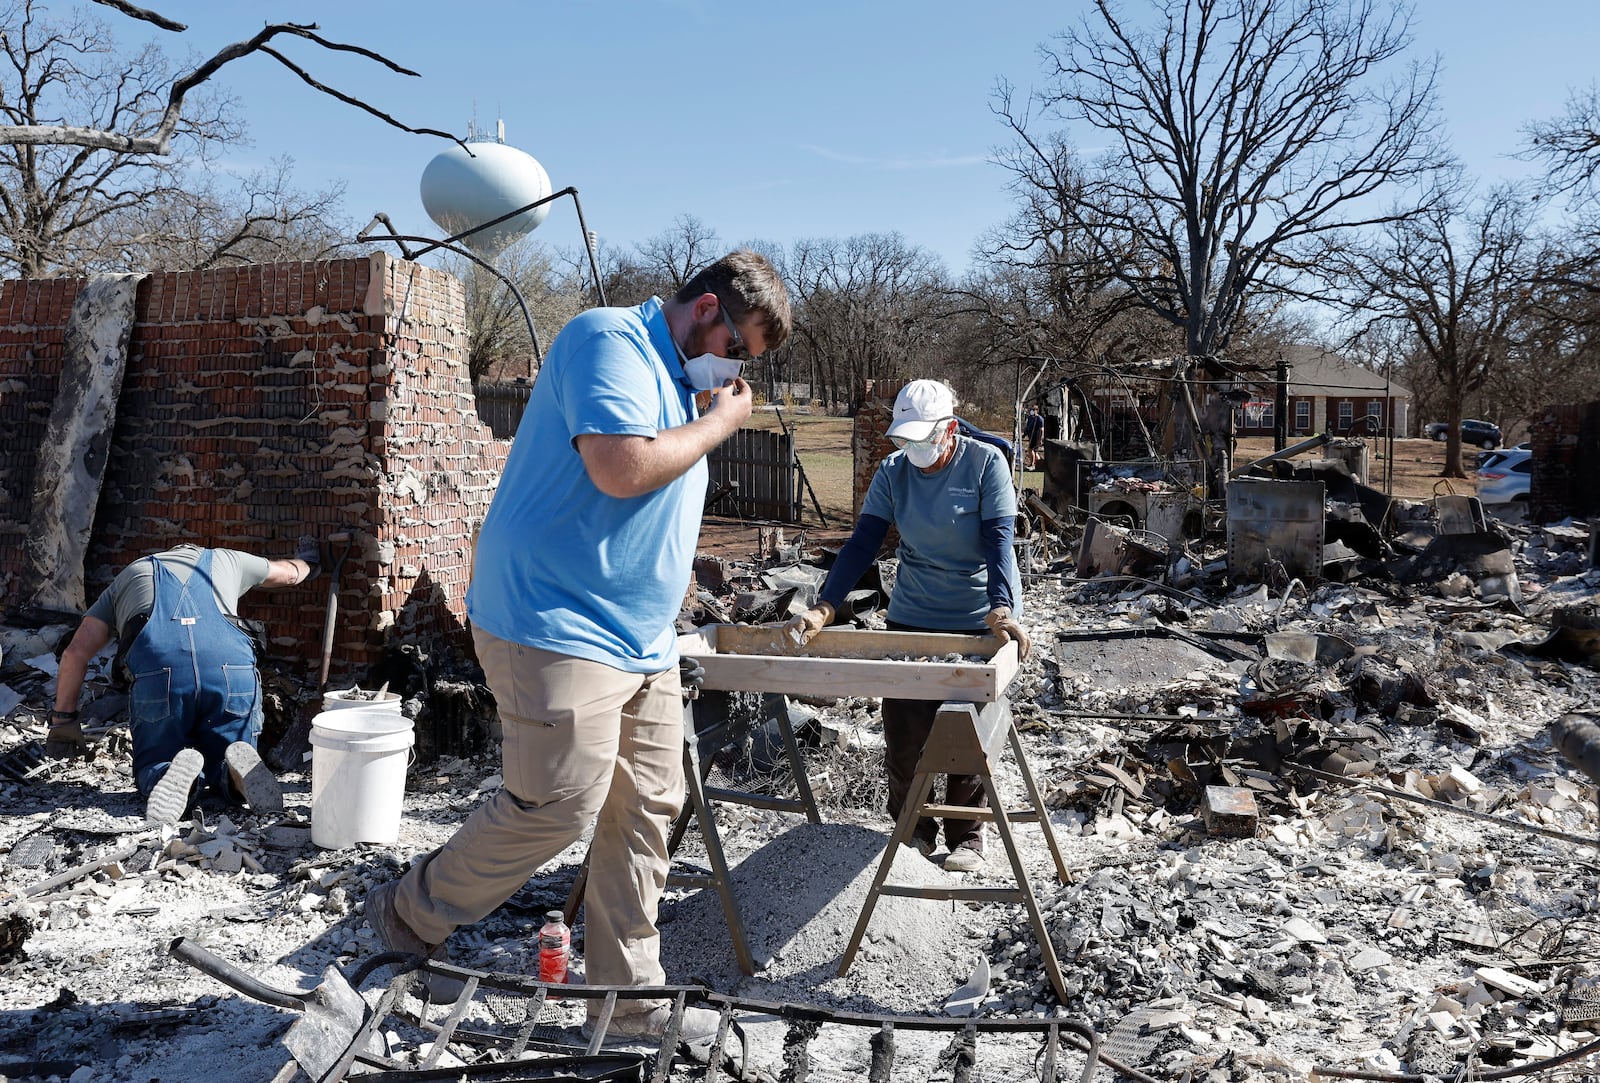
467, 298, 703, 672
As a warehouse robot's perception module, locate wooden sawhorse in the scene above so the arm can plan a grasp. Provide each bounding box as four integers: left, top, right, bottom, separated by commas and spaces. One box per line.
838, 697, 1073, 1003
564, 691, 821, 976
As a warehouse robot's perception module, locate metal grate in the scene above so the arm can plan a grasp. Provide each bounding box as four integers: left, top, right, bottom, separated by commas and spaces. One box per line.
173, 937, 1136, 1083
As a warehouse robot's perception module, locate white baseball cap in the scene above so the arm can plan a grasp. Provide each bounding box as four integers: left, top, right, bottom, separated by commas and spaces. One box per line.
886, 380, 954, 442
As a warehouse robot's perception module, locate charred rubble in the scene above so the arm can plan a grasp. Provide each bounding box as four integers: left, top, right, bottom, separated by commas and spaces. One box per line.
672, 485, 1600, 1079
1, 485, 1598, 1081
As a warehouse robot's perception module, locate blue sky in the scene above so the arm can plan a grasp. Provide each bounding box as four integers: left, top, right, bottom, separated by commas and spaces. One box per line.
128, 1, 1600, 276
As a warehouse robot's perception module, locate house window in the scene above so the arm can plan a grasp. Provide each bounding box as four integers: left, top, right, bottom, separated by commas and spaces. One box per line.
1337, 401, 1353, 429
1295, 400, 1311, 432
1259, 402, 1275, 430
1367, 400, 1383, 429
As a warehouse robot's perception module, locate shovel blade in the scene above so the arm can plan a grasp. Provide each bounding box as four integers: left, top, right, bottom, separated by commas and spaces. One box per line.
283, 964, 370, 1081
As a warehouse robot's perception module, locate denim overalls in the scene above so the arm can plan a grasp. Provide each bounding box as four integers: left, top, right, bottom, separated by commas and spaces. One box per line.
126, 550, 262, 797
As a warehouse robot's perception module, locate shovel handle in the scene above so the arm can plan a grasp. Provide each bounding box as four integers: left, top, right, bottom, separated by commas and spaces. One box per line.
317, 535, 356, 693
168, 936, 308, 1012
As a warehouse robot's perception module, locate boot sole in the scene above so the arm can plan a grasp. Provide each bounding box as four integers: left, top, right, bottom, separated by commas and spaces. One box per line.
145, 748, 204, 825
225, 742, 283, 813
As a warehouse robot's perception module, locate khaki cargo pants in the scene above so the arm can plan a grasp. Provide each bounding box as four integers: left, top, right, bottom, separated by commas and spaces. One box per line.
394, 628, 684, 1015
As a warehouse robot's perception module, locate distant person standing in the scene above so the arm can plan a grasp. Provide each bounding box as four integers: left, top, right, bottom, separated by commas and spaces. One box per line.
363, 250, 791, 1050
1023, 404, 1045, 469
49, 540, 320, 822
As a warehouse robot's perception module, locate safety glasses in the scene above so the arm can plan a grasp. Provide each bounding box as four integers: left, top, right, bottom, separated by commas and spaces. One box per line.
889, 420, 952, 452
718, 302, 753, 362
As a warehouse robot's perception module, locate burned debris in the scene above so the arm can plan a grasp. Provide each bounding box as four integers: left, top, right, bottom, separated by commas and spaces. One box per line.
4, 342, 1600, 1083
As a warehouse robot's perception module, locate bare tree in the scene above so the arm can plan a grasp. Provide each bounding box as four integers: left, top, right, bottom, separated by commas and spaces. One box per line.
99, 157, 359, 270
564, 220, 714, 312
0, 0, 454, 276
787, 233, 948, 408
1525, 83, 1600, 200
969, 132, 1175, 413
1322, 184, 1535, 477
633, 214, 722, 293
1496, 230, 1600, 420
443, 236, 587, 381
0, 1, 453, 154
997, 0, 1445, 359
1523, 85, 1600, 343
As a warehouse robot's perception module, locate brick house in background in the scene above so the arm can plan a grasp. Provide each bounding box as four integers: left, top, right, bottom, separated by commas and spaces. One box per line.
1234, 345, 1411, 439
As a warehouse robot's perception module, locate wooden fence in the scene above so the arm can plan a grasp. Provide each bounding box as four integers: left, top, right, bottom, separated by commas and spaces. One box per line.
473, 381, 800, 522
474, 380, 532, 440
705, 427, 800, 522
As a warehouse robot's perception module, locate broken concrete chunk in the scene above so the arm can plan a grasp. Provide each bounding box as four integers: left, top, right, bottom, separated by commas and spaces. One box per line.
942, 954, 990, 1017
1441, 765, 1483, 795
1474, 966, 1541, 999
1142, 1008, 1193, 1032
1348, 947, 1392, 971
263, 826, 312, 849
1281, 916, 1328, 945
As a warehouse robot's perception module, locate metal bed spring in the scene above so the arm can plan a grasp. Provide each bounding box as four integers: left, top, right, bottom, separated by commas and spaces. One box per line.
338, 954, 1141, 1083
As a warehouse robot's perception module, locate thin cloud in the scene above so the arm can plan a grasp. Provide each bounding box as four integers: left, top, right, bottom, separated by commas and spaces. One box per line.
799, 143, 987, 170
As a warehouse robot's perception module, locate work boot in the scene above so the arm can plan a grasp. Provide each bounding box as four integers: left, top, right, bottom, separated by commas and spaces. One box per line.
943, 839, 985, 873
364, 880, 462, 1002
581, 1002, 723, 1049
906, 835, 937, 859
145, 748, 204, 825
224, 742, 283, 813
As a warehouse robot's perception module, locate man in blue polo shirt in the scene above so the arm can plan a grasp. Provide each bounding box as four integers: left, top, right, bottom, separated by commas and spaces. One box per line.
365, 250, 791, 1048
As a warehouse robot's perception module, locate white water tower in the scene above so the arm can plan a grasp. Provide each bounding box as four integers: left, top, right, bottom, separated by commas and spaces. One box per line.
420, 119, 552, 254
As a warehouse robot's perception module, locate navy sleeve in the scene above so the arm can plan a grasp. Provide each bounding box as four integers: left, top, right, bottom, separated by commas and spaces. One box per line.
980, 514, 1016, 611
819, 514, 892, 610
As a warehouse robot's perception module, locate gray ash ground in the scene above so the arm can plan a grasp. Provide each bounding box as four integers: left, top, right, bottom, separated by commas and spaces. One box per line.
2, 519, 1599, 1081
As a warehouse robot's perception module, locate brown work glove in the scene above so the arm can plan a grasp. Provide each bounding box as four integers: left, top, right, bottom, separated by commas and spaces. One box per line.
45, 715, 86, 760
781, 602, 835, 648
984, 607, 1033, 660
678, 657, 705, 702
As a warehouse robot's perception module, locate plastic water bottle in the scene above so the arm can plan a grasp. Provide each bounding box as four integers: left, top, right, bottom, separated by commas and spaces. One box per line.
537, 910, 569, 984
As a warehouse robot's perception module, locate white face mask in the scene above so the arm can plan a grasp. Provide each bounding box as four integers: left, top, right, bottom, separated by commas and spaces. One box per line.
901, 428, 950, 468
683, 353, 744, 391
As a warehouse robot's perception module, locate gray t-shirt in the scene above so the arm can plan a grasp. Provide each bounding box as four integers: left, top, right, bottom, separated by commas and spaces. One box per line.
85, 545, 270, 639
861, 437, 1021, 629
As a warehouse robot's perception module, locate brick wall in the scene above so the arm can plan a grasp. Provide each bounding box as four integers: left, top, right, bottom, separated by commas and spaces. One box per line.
0, 253, 505, 680
851, 378, 907, 519
1529, 400, 1600, 523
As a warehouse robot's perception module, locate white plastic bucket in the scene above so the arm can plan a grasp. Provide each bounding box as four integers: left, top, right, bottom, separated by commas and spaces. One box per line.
309, 706, 414, 849
321, 687, 403, 713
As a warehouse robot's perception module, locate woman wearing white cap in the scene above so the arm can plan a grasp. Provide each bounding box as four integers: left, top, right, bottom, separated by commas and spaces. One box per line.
785, 379, 1031, 871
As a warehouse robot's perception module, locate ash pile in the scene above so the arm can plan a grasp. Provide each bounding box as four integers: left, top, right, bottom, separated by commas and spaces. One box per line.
694, 497, 1600, 1080
0, 491, 1597, 1082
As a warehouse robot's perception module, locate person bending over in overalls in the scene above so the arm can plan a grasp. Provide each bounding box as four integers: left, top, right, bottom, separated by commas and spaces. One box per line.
47, 539, 321, 823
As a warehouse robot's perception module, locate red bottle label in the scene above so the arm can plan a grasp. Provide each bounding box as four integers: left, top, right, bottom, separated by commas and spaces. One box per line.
537, 927, 568, 983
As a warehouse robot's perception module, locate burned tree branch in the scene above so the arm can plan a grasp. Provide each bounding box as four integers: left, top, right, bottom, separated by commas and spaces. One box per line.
0, 20, 462, 154
91, 0, 185, 32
